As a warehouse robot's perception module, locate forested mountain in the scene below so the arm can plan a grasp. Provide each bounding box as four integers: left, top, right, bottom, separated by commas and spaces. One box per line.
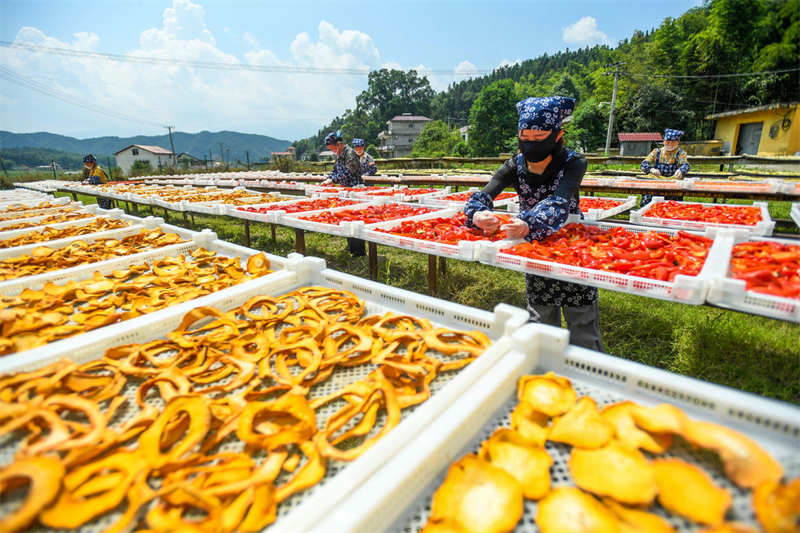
297, 0, 799, 156
0, 130, 292, 165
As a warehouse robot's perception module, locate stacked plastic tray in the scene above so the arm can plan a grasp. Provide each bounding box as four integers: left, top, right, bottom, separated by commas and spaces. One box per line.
630, 197, 775, 236
580, 195, 638, 221
607, 177, 683, 190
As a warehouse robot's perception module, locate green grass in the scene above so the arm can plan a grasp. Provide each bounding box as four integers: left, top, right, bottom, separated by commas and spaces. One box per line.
58, 192, 800, 404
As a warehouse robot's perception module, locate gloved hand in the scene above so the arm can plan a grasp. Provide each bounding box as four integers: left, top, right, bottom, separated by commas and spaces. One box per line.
501, 218, 531, 239
650, 168, 661, 177
321, 179, 333, 186
673, 170, 683, 179
473, 211, 501, 234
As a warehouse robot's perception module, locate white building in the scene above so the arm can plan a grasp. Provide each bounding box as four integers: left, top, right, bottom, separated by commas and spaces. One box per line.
114, 144, 176, 173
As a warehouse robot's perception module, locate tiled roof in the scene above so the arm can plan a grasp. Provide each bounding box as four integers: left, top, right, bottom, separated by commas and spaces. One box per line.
618, 133, 663, 142
390, 115, 432, 122
114, 144, 174, 155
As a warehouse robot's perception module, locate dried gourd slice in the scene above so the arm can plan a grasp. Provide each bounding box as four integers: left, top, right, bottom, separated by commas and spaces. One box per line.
479, 428, 553, 500
753, 478, 800, 533
246, 252, 271, 275
569, 440, 658, 506
602, 498, 675, 533
236, 394, 316, 450
426, 455, 523, 533
537, 486, 620, 533
652, 458, 731, 526
549, 396, 614, 449
682, 419, 783, 489
601, 402, 672, 453
510, 401, 549, 447
629, 403, 687, 435
697, 523, 760, 533
0, 456, 65, 533
517, 372, 577, 417
139, 395, 211, 469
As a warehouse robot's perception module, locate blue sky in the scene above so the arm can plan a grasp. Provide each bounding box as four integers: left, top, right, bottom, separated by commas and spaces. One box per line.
0, 0, 701, 141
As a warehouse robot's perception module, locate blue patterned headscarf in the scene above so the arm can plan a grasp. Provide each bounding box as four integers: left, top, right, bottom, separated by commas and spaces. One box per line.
352, 138, 365, 148
83, 154, 96, 163
664, 129, 684, 141
516, 96, 575, 131
324, 130, 342, 146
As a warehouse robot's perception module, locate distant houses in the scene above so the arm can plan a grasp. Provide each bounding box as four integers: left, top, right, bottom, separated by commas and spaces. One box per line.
270, 146, 296, 162
114, 144, 175, 173
377, 114, 433, 158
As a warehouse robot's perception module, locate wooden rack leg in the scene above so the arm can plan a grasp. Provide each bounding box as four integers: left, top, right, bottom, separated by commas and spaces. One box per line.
71, 192, 79, 202
295, 228, 306, 255
244, 220, 251, 248
190, 213, 195, 225
428, 254, 438, 294
438, 256, 447, 276
368, 242, 378, 281
270, 223, 277, 241
183, 212, 189, 226
132, 202, 140, 216
163, 209, 170, 223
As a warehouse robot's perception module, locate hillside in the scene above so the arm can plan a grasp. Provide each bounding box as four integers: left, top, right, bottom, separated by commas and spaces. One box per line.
0, 130, 293, 165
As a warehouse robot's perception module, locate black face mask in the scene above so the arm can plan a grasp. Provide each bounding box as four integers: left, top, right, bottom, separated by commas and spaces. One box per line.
518, 130, 559, 163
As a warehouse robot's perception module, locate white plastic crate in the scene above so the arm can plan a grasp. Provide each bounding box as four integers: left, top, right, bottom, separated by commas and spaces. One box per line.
608, 177, 684, 190
420, 187, 517, 209
232, 197, 365, 224
0, 208, 127, 243
781, 181, 800, 195
684, 178, 783, 194
479, 216, 735, 305
0, 201, 85, 221
351, 186, 408, 201
579, 176, 610, 187
580, 195, 638, 221
0, 195, 70, 210
0, 204, 98, 230
0, 256, 530, 533
631, 197, 775, 236
707, 234, 800, 323
359, 208, 488, 261
398, 186, 451, 203
791, 202, 800, 228
0, 214, 159, 261
279, 201, 442, 238
316, 324, 800, 533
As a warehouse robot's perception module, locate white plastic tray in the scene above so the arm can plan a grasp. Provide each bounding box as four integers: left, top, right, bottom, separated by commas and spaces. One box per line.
0, 220, 206, 294
608, 177, 684, 190
0, 256, 531, 533
359, 208, 487, 261
231, 197, 366, 224
317, 324, 800, 533
398, 187, 452, 203
0, 208, 127, 243
684, 178, 783, 194
420, 188, 518, 209
0, 196, 71, 211
781, 182, 800, 195
579, 176, 610, 187
0, 202, 85, 222
479, 215, 736, 304
580, 195, 638, 221
279, 201, 443, 238
707, 234, 800, 323
631, 197, 775, 236
792, 202, 800, 228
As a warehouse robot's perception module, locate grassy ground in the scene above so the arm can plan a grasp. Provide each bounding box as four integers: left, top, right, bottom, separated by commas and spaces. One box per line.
57, 192, 800, 404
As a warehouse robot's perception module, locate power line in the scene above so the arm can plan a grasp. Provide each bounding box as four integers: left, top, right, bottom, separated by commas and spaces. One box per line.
624, 68, 799, 79
0, 41, 499, 76
0, 67, 164, 127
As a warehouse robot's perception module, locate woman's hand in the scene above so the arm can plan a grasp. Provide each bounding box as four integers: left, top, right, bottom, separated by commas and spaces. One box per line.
501, 218, 530, 239
650, 168, 661, 177
321, 179, 333, 186
673, 170, 683, 179
473, 211, 501, 234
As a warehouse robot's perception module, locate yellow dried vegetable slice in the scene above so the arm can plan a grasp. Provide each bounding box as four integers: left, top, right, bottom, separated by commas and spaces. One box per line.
537, 487, 621, 533
517, 372, 577, 417
549, 396, 614, 449
602, 498, 676, 533
753, 478, 800, 533
478, 428, 553, 500
601, 401, 672, 453
652, 458, 731, 526
569, 440, 658, 506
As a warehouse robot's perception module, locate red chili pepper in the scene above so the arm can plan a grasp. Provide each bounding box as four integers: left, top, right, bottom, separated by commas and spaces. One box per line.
500, 223, 714, 283
375, 213, 512, 244
579, 198, 624, 212
237, 198, 361, 214
729, 241, 800, 299
298, 204, 433, 225
647, 201, 763, 226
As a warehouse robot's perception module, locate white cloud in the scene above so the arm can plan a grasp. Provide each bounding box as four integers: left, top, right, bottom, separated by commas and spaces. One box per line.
562, 16, 612, 47
242, 32, 260, 50
496, 58, 521, 70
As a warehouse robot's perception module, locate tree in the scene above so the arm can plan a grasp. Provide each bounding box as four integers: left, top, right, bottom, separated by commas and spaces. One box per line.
616, 85, 695, 137
450, 141, 468, 157
355, 69, 435, 125
411, 121, 462, 157
468, 80, 519, 156
551, 73, 581, 102
564, 98, 609, 152
366, 144, 379, 159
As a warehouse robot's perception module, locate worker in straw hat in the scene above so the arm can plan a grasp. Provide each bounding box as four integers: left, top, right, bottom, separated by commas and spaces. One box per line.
83, 154, 112, 210
464, 96, 604, 352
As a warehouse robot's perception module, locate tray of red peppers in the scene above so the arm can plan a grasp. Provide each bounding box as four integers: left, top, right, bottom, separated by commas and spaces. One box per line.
427, 191, 518, 206
231, 198, 363, 222
579, 195, 637, 221
729, 241, 800, 299
579, 198, 623, 211
362, 210, 513, 260
297, 203, 434, 225
485, 222, 721, 303
634, 199, 774, 235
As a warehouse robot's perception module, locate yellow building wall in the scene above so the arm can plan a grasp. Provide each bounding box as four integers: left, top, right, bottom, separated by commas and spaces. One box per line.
713, 105, 800, 156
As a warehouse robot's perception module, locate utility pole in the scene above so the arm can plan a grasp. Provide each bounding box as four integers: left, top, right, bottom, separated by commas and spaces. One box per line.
226, 148, 230, 166
51, 160, 58, 179
106, 157, 113, 180
245, 150, 250, 170
0, 156, 10, 181
219, 143, 224, 164
603, 62, 625, 155
165, 126, 177, 165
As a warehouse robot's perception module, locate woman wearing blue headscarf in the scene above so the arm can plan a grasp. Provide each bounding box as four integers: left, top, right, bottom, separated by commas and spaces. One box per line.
639, 128, 690, 206
320, 131, 363, 187
352, 139, 377, 176
464, 96, 604, 352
